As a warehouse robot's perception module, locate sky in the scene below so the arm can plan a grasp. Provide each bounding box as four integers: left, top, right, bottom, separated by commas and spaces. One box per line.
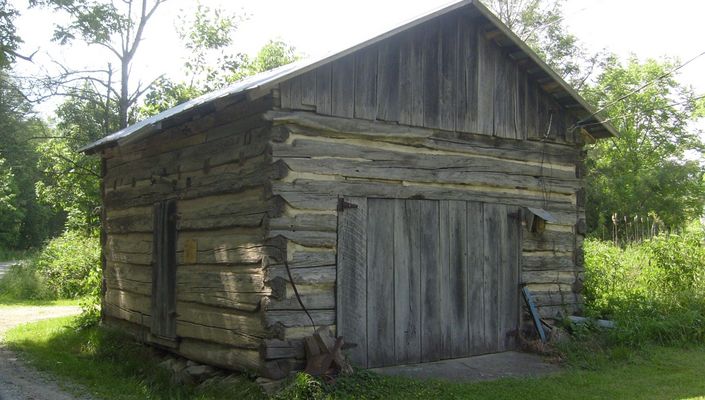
10, 0, 705, 115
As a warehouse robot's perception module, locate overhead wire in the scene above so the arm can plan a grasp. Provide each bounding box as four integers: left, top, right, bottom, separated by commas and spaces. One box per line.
574, 93, 705, 130
573, 50, 705, 130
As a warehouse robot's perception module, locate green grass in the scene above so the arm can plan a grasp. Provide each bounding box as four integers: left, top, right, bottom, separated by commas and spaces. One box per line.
320, 346, 705, 399
4, 317, 264, 400
0, 298, 80, 307
0, 248, 33, 262
5, 316, 705, 400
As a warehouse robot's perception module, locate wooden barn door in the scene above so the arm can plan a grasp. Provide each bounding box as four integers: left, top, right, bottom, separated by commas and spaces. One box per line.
337, 198, 521, 368
151, 199, 177, 344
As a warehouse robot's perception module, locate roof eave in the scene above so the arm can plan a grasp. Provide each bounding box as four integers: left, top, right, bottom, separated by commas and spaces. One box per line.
471, 0, 617, 139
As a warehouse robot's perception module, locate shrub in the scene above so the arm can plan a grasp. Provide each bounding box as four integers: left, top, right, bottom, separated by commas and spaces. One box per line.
0, 261, 53, 301
34, 230, 101, 299
583, 225, 705, 346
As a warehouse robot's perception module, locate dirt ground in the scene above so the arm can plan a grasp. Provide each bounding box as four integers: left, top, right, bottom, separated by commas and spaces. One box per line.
0, 305, 87, 400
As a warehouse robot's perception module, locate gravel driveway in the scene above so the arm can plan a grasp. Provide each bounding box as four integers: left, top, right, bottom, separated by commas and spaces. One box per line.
0, 304, 87, 400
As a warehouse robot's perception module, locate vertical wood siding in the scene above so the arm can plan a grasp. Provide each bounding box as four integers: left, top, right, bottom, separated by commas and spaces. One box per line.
336, 198, 521, 368
278, 14, 580, 144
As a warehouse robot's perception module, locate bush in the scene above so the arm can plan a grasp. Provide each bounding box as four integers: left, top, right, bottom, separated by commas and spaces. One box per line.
34, 230, 101, 299
0, 261, 53, 301
583, 225, 705, 346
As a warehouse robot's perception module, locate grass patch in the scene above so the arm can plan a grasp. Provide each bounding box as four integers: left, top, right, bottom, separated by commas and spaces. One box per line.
0, 260, 54, 301
6, 316, 705, 399
4, 317, 264, 400
0, 248, 33, 262
275, 347, 705, 399
0, 298, 80, 307
584, 229, 705, 347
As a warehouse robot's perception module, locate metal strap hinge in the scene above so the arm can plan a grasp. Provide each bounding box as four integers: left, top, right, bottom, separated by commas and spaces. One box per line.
337, 198, 359, 211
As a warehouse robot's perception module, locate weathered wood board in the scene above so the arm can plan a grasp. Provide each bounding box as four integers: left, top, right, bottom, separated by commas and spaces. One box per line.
337, 198, 521, 368
278, 14, 580, 143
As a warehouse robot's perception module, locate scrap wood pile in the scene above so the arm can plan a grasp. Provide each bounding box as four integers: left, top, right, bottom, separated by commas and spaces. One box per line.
303, 327, 353, 379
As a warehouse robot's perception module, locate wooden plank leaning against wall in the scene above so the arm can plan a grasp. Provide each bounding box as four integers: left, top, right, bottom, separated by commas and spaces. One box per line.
99, 94, 300, 378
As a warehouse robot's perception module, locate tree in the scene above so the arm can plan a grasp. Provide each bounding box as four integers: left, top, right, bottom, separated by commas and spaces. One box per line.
583, 57, 705, 236
483, 0, 605, 88
0, 0, 21, 67
230, 40, 299, 82
35, 85, 109, 234
0, 156, 24, 247
0, 72, 63, 249
177, 2, 246, 92
140, 4, 298, 117
30, 0, 167, 129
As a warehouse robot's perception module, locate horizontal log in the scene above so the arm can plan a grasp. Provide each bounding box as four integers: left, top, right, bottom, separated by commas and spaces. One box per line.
273, 135, 576, 180
272, 179, 577, 217
178, 339, 264, 375
535, 304, 580, 320
267, 283, 335, 311
268, 230, 336, 248
529, 290, 581, 307
104, 299, 150, 327
176, 321, 262, 349
106, 250, 151, 265
265, 310, 335, 328
105, 188, 281, 234
105, 95, 272, 165
176, 188, 278, 231
262, 339, 305, 360
107, 233, 152, 254
286, 247, 336, 268
521, 270, 577, 285
266, 110, 433, 141
106, 261, 151, 282
105, 275, 150, 296
105, 154, 268, 202
524, 283, 573, 293
176, 302, 267, 338
277, 324, 336, 341
179, 239, 283, 266
105, 125, 270, 184
266, 265, 336, 285
106, 263, 269, 311
523, 230, 575, 252
522, 253, 575, 270
265, 112, 580, 164
280, 157, 579, 195
105, 206, 152, 233
105, 287, 267, 337
176, 266, 267, 294
268, 212, 337, 232
105, 158, 285, 210
105, 228, 278, 266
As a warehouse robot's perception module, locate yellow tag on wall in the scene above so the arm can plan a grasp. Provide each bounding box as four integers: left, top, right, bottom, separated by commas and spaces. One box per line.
184, 239, 198, 264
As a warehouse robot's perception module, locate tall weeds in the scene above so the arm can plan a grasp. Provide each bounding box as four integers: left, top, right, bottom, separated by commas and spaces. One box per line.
583, 224, 705, 346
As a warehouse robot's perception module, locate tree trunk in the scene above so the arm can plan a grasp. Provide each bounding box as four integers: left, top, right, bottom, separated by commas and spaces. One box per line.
120, 58, 129, 129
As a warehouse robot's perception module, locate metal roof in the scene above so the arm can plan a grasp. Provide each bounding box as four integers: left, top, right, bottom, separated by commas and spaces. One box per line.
80, 0, 616, 154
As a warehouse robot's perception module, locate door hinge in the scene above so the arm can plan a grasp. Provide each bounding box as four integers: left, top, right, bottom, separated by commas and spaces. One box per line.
337, 198, 359, 211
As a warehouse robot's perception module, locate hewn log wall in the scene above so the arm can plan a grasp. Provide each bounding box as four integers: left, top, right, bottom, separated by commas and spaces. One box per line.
261, 110, 586, 363
100, 94, 294, 378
